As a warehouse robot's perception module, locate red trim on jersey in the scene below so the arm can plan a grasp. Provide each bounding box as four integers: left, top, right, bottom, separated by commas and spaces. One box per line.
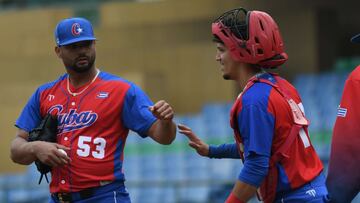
225, 192, 245, 203
230, 73, 323, 203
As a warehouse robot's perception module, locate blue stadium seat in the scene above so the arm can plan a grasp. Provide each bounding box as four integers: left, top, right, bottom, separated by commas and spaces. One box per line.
136, 187, 162, 203
178, 186, 210, 203
7, 188, 29, 203
183, 152, 210, 181
0, 174, 6, 188
202, 103, 231, 138
28, 188, 49, 202
126, 187, 140, 203
139, 154, 163, 182
4, 174, 28, 189
162, 153, 186, 182
209, 159, 241, 182
123, 155, 141, 182
158, 187, 176, 203
0, 190, 5, 203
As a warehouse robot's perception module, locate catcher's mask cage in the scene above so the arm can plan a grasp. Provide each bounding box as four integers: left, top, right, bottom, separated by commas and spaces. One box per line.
212, 8, 288, 68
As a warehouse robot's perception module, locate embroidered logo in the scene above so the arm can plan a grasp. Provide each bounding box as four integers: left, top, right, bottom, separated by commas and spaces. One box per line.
305, 189, 316, 197
48, 105, 98, 133
337, 106, 347, 117
71, 23, 83, 36
97, 92, 109, 99
48, 94, 55, 101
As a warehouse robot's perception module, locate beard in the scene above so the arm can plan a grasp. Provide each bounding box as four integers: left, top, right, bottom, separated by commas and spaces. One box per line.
222, 73, 231, 80
66, 54, 96, 73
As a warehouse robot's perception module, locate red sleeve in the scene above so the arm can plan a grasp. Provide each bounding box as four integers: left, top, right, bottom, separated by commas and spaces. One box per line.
327, 67, 360, 201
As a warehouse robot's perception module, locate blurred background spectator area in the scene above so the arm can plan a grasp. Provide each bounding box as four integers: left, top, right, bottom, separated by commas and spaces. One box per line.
1, 0, 360, 202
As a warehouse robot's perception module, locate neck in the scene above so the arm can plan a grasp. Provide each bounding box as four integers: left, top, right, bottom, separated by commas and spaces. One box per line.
68, 67, 98, 88
236, 64, 263, 90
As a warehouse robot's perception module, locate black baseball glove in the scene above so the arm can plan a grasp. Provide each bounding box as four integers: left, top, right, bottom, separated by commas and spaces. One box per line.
28, 113, 58, 184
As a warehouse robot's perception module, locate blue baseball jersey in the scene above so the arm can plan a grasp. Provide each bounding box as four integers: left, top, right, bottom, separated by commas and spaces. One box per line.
15, 71, 157, 193
231, 73, 323, 196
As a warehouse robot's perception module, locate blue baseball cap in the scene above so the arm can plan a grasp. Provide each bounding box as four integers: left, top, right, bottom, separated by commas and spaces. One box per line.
351, 33, 360, 43
55, 17, 96, 46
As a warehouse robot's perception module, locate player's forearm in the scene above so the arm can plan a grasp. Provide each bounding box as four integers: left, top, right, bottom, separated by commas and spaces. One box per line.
209, 143, 241, 159
149, 120, 176, 145
10, 136, 37, 165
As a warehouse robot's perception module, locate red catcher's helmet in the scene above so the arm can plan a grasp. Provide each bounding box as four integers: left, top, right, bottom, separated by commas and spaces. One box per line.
212, 8, 288, 68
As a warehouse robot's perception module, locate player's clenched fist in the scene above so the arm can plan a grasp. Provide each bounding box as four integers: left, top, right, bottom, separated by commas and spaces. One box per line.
149, 100, 174, 120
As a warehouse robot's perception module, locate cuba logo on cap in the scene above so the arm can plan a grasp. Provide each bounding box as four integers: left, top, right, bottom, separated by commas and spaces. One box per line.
71, 23, 83, 36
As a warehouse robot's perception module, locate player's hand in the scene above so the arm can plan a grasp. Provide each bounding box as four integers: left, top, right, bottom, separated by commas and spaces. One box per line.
178, 124, 209, 157
32, 141, 70, 167
149, 100, 174, 121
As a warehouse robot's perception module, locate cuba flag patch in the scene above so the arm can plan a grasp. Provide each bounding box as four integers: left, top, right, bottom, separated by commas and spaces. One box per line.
97, 92, 109, 99
337, 106, 347, 117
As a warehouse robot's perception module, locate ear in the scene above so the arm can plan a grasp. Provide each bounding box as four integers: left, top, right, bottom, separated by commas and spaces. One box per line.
55, 46, 61, 58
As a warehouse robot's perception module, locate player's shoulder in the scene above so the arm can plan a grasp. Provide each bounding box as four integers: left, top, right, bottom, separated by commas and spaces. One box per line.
98, 71, 145, 95
36, 73, 67, 93
98, 71, 134, 86
274, 75, 299, 96
242, 73, 299, 107
348, 65, 360, 81
242, 80, 273, 107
